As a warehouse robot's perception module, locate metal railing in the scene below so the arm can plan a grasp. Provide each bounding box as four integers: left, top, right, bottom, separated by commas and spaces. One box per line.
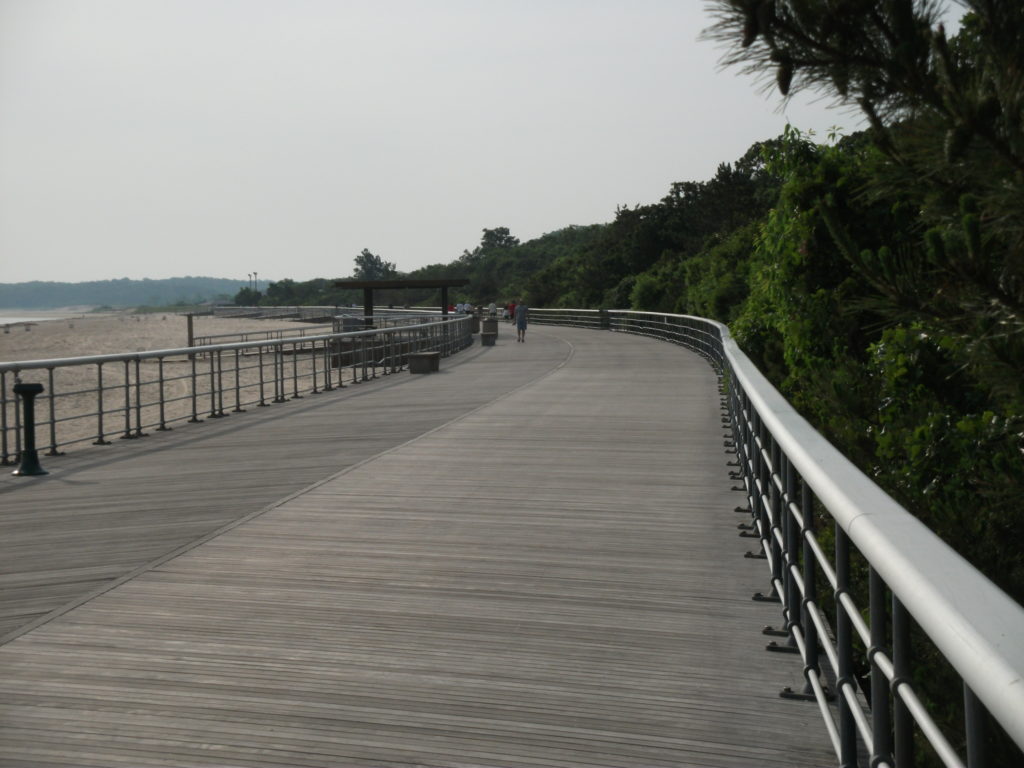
530, 308, 1024, 768
2, 316, 472, 462
192, 313, 443, 347
211, 305, 341, 321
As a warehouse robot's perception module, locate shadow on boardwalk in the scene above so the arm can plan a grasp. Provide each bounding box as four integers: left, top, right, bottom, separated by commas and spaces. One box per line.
0, 326, 833, 767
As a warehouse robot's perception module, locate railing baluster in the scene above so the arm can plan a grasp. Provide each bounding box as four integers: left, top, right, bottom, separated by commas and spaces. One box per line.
311, 339, 320, 392
835, 526, 858, 768
964, 685, 986, 768
189, 354, 202, 423
216, 349, 226, 416
233, 349, 245, 412
1, 370, 10, 464
257, 345, 268, 406
273, 347, 284, 403
121, 359, 133, 439
870, 567, 893, 766
94, 363, 110, 444
208, 351, 219, 418
157, 356, 170, 431
891, 596, 913, 768
291, 341, 301, 398
13, 370, 22, 458
133, 357, 146, 437
46, 367, 63, 455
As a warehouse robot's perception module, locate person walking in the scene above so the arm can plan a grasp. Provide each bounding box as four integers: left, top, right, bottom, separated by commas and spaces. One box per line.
514, 301, 528, 342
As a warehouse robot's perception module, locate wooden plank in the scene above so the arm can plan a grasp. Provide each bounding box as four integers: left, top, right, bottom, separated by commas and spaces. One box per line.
0, 339, 569, 639
0, 327, 835, 766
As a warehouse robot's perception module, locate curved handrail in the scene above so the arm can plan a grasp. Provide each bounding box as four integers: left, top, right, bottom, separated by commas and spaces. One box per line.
531, 307, 1024, 766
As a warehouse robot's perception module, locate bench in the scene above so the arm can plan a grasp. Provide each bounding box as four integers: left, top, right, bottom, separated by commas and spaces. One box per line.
481, 332, 497, 347
408, 351, 441, 374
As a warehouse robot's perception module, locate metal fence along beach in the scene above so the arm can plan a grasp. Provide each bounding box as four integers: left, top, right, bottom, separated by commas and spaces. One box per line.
1, 313, 472, 462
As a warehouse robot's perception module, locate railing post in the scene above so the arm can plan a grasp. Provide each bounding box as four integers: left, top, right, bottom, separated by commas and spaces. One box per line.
274, 346, 286, 403
291, 341, 302, 397
891, 596, 913, 768
233, 349, 245, 412
743, 400, 766, 562
216, 349, 226, 416
157, 356, 171, 431
257, 346, 268, 406
870, 567, 893, 767
120, 359, 134, 439
336, 337, 347, 389
784, 457, 800, 635
321, 339, 333, 391
755, 437, 783, 604
12, 381, 47, 476
94, 362, 111, 444
133, 357, 146, 438
188, 355, 202, 423
836, 526, 858, 767
208, 352, 219, 417
0, 370, 10, 464
964, 684, 987, 768
782, 478, 822, 701
766, 453, 800, 653
46, 367, 63, 455
311, 339, 321, 392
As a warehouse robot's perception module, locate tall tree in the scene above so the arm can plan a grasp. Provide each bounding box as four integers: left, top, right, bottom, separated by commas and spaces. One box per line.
480, 227, 520, 251
705, 1, 1024, 407
352, 248, 397, 280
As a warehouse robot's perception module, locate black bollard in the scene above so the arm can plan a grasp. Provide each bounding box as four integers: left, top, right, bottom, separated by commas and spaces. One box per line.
12, 381, 48, 476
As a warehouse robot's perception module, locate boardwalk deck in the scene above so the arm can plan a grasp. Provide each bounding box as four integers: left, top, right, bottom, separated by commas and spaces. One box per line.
0, 325, 834, 767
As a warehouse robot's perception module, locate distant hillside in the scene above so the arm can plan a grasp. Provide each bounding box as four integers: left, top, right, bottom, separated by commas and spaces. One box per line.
0, 277, 246, 309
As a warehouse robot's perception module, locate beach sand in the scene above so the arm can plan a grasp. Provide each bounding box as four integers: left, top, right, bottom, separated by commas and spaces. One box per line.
0, 311, 308, 364
2, 312, 320, 455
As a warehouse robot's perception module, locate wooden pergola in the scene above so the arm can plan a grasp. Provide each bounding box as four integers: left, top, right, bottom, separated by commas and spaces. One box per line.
333, 279, 470, 325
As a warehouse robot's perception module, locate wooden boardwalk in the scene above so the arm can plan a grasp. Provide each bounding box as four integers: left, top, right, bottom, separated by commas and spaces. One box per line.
0, 325, 834, 767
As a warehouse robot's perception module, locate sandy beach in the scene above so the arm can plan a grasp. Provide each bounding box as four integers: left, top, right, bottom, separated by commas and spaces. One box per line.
1, 312, 319, 456
0, 310, 308, 364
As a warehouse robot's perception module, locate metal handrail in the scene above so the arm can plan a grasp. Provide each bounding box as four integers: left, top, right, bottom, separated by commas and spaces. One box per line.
530, 307, 1024, 768
192, 313, 443, 347
2, 316, 472, 461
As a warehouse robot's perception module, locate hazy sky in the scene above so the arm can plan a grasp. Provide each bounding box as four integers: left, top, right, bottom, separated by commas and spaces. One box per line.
0, 0, 873, 285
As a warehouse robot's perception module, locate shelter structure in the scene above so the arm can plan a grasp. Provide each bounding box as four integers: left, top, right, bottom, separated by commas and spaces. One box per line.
333, 279, 470, 326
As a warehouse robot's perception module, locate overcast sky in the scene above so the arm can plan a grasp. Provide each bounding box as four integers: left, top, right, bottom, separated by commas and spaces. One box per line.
0, 1, 889, 285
